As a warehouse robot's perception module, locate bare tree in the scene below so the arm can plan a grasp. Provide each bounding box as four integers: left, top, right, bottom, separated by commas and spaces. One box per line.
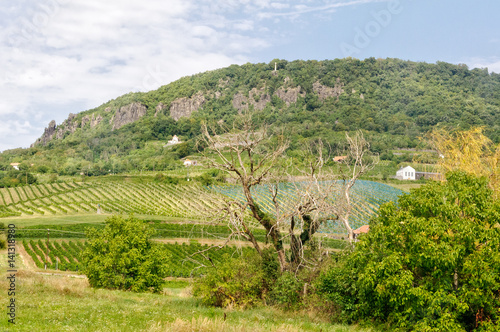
200, 115, 377, 271
201, 115, 289, 270
334, 131, 379, 242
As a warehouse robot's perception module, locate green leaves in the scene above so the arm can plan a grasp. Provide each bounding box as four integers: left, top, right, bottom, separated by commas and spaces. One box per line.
318, 172, 500, 330
193, 252, 266, 308
82, 215, 170, 293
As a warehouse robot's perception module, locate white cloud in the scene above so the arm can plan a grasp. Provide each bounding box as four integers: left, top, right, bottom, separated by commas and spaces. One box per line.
1, 0, 272, 151
0, 120, 39, 152
466, 58, 500, 74
2, 0, 496, 151
257, 0, 383, 19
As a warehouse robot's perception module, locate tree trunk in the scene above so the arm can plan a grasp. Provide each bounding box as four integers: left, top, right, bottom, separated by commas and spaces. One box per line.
241, 180, 287, 270
341, 216, 354, 243
290, 215, 321, 267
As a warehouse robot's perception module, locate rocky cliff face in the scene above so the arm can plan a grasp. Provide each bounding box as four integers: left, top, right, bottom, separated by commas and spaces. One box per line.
31, 120, 57, 147
31, 71, 347, 147
32, 102, 147, 146
169, 92, 205, 121
54, 113, 78, 140
232, 87, 272, 113
110, 102, 147, 130
81, 113, 103, 129
313, 79, 345, 100
274, 86, 305, 106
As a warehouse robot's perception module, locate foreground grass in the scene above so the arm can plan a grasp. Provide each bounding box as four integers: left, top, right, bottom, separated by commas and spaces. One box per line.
0, 263, 371, 331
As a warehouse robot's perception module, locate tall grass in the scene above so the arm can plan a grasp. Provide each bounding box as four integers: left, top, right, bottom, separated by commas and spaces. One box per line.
0, 266, 372, 332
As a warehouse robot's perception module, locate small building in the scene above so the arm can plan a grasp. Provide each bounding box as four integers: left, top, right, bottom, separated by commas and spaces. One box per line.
169, 135, 179, 144
10, 163, 20, 170
164, 135, 182, 147
183, 159, 197, 167
395, 166, 416, 180
353, 225, 370, 241
333, 156, 348, 163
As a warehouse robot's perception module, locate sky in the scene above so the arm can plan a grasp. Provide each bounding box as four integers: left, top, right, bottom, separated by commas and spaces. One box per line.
1, 0, 499, 151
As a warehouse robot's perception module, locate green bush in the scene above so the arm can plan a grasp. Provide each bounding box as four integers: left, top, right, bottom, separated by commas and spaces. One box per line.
0, 222, 6, 249
193, 251, 266, 308
317, 172, 500, 331
82, 215, 170, 293
269, 272, 303, 309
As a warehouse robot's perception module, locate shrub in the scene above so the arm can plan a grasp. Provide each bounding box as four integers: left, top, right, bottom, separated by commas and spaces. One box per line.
269, 272, 303, 309
82, 215, 169, 293
193, 251, 266, 308
317, 172, 500, 331
0, 222, 6, 249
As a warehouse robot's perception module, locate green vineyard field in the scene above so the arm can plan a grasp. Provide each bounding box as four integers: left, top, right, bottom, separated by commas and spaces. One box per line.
23, 239, 85, 271
0, 182, 224, 219
211, 180, 404, 232
3, 180, 403, 236
22, 239, 253, 277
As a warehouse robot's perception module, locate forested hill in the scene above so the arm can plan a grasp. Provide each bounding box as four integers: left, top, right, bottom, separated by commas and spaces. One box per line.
2, 58, 500, 174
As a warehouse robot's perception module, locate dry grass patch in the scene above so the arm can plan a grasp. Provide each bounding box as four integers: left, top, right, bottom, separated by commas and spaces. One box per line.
148, 317, 301, 332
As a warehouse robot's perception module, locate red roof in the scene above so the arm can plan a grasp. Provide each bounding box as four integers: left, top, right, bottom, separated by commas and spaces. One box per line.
353, 225, 370, 234
333, 156, 348, 162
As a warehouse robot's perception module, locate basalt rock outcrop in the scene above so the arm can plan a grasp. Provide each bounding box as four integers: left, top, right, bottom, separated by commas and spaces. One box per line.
110, 102, 147, 130
32, 102, 147, 146
169, 91, 205, 121
313, 78, 345, 100
274, 86, 305, 106
232, 88, 272, 113
31, 120, 57, 147
82, 113, 104, 128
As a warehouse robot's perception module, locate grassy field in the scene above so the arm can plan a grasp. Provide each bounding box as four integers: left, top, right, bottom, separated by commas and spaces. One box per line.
384, 181, 423, 193
0, 248, 372, 332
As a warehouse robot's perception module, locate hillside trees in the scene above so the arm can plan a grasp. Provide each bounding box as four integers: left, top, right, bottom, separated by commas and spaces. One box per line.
82, 215, 169, 293
200, 114, 377, 271
317, 172, 500, 330
3, 58, 500, 174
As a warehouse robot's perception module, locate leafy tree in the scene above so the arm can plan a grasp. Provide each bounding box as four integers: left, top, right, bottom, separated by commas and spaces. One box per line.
317, 172, 500, 331
82, 216, 169, 293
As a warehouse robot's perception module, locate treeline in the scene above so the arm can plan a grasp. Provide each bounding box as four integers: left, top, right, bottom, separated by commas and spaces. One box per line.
0, 169, 37, 188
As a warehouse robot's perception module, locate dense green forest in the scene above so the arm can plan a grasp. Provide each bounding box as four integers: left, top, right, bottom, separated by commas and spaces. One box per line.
1, 58, 499, 179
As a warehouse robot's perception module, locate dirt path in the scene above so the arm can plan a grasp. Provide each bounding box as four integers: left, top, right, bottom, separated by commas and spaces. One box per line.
17, 241, 36, 269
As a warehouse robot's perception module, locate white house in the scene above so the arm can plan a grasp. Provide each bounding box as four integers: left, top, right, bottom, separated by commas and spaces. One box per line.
169, 135, 179, 144
10, 163, 20, 170
395, 166, 416, 180
164, 135, 181, 147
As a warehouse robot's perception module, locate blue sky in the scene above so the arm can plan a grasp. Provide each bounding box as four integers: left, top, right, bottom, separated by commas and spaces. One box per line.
1, 0, 499, 151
